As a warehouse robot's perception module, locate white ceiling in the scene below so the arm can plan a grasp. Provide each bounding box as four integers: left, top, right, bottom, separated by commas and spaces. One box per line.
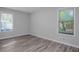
7, 7, 42, 13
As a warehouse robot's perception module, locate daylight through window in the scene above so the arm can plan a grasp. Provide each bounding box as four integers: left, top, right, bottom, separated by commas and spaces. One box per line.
0, 13, 13, 32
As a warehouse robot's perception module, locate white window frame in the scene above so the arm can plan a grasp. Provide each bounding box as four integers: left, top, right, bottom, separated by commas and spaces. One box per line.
0, 12, 13, 32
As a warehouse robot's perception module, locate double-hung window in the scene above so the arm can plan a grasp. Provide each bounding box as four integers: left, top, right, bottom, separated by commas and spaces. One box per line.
0, 13, 13, 32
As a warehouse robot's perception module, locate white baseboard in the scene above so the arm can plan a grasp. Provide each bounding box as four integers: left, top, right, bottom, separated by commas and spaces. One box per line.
0, 34, 28, 40
31, 34, 79, 48
0, 33, 79, 48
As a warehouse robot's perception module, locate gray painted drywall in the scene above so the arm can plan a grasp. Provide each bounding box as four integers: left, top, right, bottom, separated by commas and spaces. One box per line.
30, 7, 79, 48
0, 7, 79, 48
0, 8, 29, 39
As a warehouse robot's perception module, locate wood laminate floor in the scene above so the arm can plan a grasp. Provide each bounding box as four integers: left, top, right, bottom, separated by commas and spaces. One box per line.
0, 35, 79, 52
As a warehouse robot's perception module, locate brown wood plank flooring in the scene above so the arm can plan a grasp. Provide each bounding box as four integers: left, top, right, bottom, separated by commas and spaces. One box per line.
0, 35, 79, 52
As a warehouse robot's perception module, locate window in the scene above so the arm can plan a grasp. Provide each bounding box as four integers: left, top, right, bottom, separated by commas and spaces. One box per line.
0, 13, 13, 32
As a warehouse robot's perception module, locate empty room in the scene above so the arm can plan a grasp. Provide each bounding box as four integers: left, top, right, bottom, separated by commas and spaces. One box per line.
0, 7, 79, 52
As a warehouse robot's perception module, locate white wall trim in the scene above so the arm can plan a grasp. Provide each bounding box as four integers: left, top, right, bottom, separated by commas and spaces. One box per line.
0, 33, 79, 48
0, 34, 28, 40
31, 34, 79, 48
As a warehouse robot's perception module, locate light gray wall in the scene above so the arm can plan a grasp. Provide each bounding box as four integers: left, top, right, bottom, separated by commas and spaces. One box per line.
0, 8, 29, 39
30, 7, 79, 48
0, 7, 79, 48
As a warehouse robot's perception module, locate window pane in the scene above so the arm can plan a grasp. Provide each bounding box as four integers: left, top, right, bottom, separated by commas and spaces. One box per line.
0, 13, 13, 32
